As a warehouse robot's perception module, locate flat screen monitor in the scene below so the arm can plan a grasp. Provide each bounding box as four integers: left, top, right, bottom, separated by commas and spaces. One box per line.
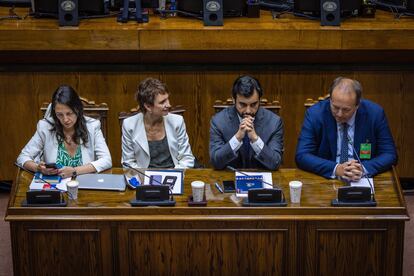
32, 0, 108, 16
177, 0, 246, 17
294, 0, 362, 17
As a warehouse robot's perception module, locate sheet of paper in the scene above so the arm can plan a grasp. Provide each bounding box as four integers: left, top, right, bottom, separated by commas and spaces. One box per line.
143, 170, 184, 195
235, 171, 273, 197
351, 178, 375, 194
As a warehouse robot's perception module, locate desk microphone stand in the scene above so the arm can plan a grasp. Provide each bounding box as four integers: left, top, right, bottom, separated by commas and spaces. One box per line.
117, 0, 149, 23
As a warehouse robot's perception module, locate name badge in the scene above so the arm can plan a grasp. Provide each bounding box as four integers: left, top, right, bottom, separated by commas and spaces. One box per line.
360, 143, 371, 159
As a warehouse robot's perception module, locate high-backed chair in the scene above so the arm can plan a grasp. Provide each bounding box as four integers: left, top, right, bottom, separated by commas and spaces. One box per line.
213, 98, 281, 115
118, 105, 186, 130
41, 97, 109, 138
304, 94, 330, 109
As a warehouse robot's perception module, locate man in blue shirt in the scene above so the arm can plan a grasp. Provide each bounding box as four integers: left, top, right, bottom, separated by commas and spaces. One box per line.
295, 77, 397, 181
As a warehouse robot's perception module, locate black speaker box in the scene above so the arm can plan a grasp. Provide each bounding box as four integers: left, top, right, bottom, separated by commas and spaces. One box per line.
407, 0, 414, 11
58, 0, 79, 26
203, 0, 223, 26
177, 0, 245, 17
320, 0, 340, 26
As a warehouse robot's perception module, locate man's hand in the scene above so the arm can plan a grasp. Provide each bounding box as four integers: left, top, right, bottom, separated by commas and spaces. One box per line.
243, 115, 258, 143
335, 160, 363, 182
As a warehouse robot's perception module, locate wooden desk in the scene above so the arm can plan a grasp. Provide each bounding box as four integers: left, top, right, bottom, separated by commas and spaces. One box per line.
6, 168, 409, 275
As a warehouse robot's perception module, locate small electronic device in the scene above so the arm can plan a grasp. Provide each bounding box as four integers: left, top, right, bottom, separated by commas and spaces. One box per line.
162, 175, 177, 187
127, 176, 140, 189
45, 163, 58, 169
222, 180, 235, 193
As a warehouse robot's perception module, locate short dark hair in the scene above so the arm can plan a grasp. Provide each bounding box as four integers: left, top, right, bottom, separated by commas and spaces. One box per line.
136, 78, 169, 113
328, 77, 362, 105
51, 85, 88, 145
232, 75, 263, 99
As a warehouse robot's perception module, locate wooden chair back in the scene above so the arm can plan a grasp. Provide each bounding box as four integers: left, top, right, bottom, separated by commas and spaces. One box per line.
304, 94, 330, 109
213, 98, 281, 115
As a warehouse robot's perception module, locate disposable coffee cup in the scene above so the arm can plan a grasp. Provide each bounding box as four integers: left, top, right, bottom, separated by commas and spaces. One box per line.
67, 180, 79, 200
191, 181, 205, 202
289, 181, 303, 204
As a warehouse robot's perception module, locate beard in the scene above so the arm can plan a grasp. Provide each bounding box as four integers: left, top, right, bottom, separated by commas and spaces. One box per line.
239, 111, 256, 119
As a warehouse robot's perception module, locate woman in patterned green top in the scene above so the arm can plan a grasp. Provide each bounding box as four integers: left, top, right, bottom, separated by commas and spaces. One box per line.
17, 85, 112, 178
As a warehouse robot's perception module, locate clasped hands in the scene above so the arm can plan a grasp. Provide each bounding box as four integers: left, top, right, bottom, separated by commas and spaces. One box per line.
335, 160, 363, 182
235, 115, 258, 143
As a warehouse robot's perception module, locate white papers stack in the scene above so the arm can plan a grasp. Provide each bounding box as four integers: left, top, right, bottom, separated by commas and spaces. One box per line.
29, 176, 70, 192
235, 171, 273, 197
351, 178, 375, 194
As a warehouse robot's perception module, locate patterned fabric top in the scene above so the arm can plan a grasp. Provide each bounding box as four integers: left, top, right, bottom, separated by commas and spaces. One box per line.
56, 142, 83, 168
148, 136, 174, 168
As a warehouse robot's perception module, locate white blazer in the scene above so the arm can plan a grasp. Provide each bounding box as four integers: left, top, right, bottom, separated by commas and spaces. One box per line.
121, 113, 195, 169
17, 117, 112, 173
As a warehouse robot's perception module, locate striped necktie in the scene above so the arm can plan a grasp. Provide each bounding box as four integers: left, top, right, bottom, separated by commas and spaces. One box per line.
339, 123, 349, 164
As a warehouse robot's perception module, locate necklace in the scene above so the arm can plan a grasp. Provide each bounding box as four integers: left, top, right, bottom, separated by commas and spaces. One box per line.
64, 135, 74, 145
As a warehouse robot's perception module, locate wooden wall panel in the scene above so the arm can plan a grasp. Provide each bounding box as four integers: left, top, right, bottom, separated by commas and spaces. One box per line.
1, 70, 412, 180
10, 222, 113, 276
300, 221, 404, 276
118, 220, 295, 275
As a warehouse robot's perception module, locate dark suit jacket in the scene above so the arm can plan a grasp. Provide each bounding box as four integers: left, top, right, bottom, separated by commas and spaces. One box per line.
295, 99, 397, 178
209, 106, 284, 170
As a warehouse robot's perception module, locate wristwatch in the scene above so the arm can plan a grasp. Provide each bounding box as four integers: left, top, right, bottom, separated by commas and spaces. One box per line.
72, 168, 77, 178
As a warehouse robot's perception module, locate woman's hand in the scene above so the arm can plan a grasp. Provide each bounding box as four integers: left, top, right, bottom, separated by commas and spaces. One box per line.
58, 166, 77, 179
37, 162, 59, 176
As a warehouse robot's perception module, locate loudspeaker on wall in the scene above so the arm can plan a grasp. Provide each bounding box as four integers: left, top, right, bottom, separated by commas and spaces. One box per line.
59, 0, 79, 26
320, 0, 340, 26
203, 0, 223, 26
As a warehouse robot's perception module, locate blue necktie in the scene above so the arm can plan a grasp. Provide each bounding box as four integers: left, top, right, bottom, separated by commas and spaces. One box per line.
242, 134, 251, 168
339, 123, 349, 164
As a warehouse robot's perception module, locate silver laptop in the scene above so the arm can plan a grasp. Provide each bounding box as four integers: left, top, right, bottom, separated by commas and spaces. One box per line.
77, 174, 126, 191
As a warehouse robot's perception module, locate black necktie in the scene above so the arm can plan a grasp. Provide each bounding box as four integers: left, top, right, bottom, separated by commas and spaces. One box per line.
339, 123, 349, 164
242, 134, 251, 168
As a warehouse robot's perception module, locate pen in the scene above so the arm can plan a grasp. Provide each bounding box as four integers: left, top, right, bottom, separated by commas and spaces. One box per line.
215, 182, 224, 193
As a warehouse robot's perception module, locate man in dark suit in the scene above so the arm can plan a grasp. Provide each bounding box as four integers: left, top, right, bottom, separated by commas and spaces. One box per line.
295, 77, 397, 181
209, 75, 284, 170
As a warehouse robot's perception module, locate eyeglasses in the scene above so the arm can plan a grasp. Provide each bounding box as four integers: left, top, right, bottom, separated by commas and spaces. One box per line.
55, 111, 76, 119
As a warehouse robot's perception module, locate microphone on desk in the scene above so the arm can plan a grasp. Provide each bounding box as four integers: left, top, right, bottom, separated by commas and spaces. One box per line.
226, 165, 287, 207
14, 162, 66, 207
348, 137, 376, 202
331, 135, 376, 207
122, 162, 175, 207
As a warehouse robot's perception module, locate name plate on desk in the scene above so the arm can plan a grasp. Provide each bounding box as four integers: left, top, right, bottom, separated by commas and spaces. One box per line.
331, 186, 377, 207
21, 190, 67, 207
242, 188, 287, 207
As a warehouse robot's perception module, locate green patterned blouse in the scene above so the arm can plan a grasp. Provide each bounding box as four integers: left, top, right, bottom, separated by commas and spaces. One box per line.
56, 142, 83, 168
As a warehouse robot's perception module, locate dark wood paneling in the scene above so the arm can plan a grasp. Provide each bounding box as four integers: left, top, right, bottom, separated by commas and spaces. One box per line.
300, 221, 405, 276
119, 221, 294, 275
10, 222, 114, 276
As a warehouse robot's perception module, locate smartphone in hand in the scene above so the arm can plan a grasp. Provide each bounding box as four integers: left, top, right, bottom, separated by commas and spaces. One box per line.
45, 163, 58, 169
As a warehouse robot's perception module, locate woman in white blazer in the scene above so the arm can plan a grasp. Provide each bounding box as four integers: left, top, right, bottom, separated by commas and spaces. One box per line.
17, 85, 112, 178
122, 78, 195, 169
